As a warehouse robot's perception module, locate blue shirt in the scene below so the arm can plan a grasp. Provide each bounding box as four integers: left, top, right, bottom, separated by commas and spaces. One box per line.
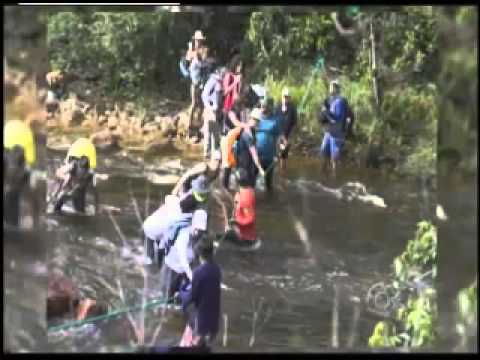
179, 261, 222, 337
326, 95, 347, 138
256, 114, 282, 163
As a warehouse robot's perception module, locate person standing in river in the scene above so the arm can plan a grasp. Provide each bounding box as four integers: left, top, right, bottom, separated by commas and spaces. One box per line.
275, 87, 298, 174
318, 79, 348, 173
223, 168, 259, 249
143, 175, 210, 266
4, 120, 38, 227
171, 150, 221, 198
231, 107, 265, 189
161, 209, 208, 303
255, 97, 287, 193
178, 235, 221, 349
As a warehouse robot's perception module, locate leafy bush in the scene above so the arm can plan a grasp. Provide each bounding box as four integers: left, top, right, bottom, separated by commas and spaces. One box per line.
456, 281, 478, 347
369, 221, 438, 349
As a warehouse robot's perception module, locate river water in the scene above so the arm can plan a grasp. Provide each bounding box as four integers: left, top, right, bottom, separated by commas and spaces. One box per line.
3, 147, 476, 352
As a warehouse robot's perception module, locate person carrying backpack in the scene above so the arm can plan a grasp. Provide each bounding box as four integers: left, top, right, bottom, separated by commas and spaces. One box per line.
160, 209, 208, 303
51, 138, 99, 215
318, 80, 349, 172
255, 97, 287, 193
219, 96, 250, 189
143, 175, 210, 266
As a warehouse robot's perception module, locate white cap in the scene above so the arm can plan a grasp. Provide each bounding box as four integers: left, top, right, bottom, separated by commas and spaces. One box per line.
192, 209, 208, 231
282, 87, 290, 97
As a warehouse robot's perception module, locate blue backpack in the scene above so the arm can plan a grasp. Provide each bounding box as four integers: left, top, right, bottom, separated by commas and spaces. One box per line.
163, 217, 192, 256
256, 115, 281, 162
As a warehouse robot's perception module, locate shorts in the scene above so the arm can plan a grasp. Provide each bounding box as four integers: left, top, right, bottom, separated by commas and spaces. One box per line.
320, 133, 344, 161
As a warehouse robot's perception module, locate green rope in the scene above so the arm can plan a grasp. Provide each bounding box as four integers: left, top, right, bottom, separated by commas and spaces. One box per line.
298, 56, 325, 115
47, 297, 170, 334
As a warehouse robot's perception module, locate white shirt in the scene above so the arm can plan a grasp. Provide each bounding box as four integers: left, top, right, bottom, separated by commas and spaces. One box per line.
143, 196, 189, 242
164, 227, 194, 280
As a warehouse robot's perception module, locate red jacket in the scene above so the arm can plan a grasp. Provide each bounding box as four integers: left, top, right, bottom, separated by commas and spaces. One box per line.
223, 72, 241, 112
234, 187, 256, 241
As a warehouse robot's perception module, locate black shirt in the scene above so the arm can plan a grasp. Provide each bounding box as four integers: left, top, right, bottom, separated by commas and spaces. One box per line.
276, 102, 298, 139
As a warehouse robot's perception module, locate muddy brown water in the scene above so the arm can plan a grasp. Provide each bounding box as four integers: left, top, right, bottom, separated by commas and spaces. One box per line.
3, 148, 477, 352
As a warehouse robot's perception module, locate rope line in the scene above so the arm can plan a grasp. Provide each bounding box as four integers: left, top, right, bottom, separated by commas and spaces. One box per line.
47, 297, 170, 333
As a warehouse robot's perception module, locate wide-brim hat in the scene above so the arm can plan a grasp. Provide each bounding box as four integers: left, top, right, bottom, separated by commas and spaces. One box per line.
192, 30, 206, 40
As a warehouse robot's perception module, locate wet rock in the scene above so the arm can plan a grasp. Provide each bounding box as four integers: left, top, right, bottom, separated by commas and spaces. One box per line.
157, 115, 178, 136
58, 98, 89, 128
47, 272, 81, 319
175, 110, 191, 138
145, 172, 181, 185
47, 272, 107, 321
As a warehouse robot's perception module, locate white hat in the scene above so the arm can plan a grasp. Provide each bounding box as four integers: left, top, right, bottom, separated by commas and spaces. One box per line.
282, 87, 290, 97
193, 30, 206, 40
330, 79, 340, 88
192, 209, 208, 231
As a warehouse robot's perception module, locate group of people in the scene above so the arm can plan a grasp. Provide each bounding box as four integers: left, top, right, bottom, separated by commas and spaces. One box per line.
3, 28, 356, 353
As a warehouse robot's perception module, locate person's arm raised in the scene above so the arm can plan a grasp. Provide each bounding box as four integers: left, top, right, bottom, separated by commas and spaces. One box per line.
171, 163, 207, 196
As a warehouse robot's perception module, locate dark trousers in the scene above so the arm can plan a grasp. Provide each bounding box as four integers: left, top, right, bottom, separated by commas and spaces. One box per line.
145, 236, 164, 268
237, 160, 257, 189
54, 187, 87, 213
4, 189, 21, 226
257, 159, 275, 192
222, 167, 232, 190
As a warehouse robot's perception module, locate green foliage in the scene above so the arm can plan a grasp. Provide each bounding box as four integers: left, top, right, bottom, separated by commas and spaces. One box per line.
369, 221, 438, 349
245, 9, 335, 79
48, 11, 194, 100
393, 221, 437, 283
456, 281, 478, 344
438, 6, 477, 176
